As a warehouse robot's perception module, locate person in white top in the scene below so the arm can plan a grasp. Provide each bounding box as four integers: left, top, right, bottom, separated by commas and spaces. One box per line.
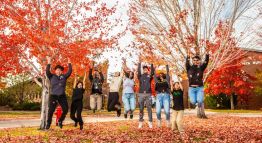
108, 71, 123, 117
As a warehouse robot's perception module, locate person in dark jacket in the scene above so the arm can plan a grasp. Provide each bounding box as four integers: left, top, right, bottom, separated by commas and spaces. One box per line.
137, 60, 154, 129
46, 57, 72, 129
171, 78, 184, 133
89, 63, 104, 113
154, 65, 171, 128
70, 71, 86, 130
186, 51, 210, 118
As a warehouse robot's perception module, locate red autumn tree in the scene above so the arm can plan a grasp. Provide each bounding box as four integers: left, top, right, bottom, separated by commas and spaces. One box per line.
0, 0, 124, 129
129, 0, 260, 80
205, 64, 255, 110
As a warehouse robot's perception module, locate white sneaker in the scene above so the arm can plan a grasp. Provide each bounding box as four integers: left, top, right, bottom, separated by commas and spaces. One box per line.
148, 122, 153, 128
138, 122, 143, 129
157, 120, 161, 128
195, 103, 198, 109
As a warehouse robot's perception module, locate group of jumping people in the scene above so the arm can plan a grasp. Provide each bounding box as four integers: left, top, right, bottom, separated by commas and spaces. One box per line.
45, 51, 210, 133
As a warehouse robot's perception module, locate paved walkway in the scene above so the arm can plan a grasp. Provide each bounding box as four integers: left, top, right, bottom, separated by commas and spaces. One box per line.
0, 109, 261, 129
0, 116, 130, 129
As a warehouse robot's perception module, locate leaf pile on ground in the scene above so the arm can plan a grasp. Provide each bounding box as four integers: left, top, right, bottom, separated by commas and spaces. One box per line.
0, 115, 261, 143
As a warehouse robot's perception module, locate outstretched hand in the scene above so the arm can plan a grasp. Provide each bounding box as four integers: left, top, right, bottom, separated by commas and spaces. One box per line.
90, 61, 94, 69
67, 58, 71, 63
46, 56, 52, 64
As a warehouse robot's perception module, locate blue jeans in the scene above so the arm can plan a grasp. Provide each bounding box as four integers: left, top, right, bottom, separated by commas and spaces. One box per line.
189, 86, 204, 105
156, 93, 170, 120
122, 93, 136, 114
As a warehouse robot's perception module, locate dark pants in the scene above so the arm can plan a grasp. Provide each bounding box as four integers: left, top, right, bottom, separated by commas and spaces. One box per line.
70, 100, 83, 125
47, 94, 68, 126
107, 92, 121, 111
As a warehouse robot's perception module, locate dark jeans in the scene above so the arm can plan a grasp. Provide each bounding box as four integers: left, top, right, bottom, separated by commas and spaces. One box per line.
107, 92, 121, 112
70, 100, 83, 125
47, 94, 68, 126
138, 93, 152, 122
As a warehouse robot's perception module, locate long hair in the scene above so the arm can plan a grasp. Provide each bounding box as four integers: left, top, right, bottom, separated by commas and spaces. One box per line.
76, 81, 83, 89
125, 71, 134, 79
157, 72, 166, 81
173, 82, 181, 90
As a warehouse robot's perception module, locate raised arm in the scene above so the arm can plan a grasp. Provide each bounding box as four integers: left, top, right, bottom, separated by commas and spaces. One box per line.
153, 66, 158, 85
88, 68, 93, 81
186, 56, 191, 71
177, 75, 184, 91
83, 71, 87, 89
150, 64, 154, 78
65, 63, 72, 78
46, 57, 53, 79
201, 53, 209, 70
99, 71, 104, 83
138, 63, 142, 79
166, 65, 170, 85
73, 73, 77, 88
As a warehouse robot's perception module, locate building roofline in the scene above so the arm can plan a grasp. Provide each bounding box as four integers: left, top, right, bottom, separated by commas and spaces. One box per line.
242, 48, 262, 53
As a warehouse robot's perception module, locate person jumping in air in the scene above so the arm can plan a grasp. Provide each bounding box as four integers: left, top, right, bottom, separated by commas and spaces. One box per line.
108, 70, 123, 117
137, 59, 154, 129
171, 74, 185, 133
70, 71, 86, 130
89, 62, 104, 113
122, 60, 136, 119
154, 65, 171, 128
186, 50, 210, 118
45, 56, 72, 129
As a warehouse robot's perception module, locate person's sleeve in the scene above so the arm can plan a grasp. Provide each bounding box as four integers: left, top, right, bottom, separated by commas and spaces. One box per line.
166, 65, 170, 86
201, 54, 209, 70
65, 63, 72, 78
186, 56, 191, 71
138, 63, 141, 79
88, 69, 93, 81
150, 64, 154, 78
100, 72, 104, 83
153, 68, 157, 85
46, 64, 53, 79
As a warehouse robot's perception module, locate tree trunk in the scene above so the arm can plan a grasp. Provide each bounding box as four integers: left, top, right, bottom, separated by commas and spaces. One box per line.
230, 95, 234, 110
39, 77, 50, 130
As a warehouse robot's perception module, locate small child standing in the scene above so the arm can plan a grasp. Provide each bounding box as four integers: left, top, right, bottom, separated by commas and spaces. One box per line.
171, 79, 184, 133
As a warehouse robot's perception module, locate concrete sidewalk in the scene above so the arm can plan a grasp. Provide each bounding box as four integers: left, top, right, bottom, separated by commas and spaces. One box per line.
0, 109, 261, 129
0, 115, 137, 129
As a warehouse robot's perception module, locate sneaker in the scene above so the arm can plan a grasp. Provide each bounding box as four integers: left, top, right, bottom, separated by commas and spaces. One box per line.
117, 109, 121, 117
80, 124, 83, 130
130, 114, 133, 119
58, 121, 63, 129
138, 122, 143, 129
148, 122, 153, 128
157, 120, 161, 128
45, 124, 51, 130
124, 114, 127, 119
196, 106, 201, 118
